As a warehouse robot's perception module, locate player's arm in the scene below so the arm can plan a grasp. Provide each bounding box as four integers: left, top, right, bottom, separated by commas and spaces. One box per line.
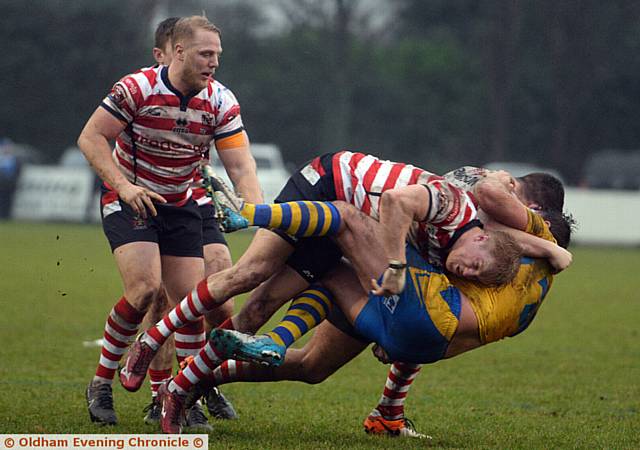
473, 173, 528, 231
371, 185, 430, 296
215, 131, 263, 203
484, 220, 572, 272
77, 107, 165, 217
379, 184, 430, 263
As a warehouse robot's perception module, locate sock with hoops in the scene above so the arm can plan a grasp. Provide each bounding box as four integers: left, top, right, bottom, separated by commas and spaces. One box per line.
240, 201, 342, 237
143, 280, 214, 350
209, 360, 276, 386
374, 362, 422, 420
174, 319, 206, 364
149, 368, 172, 399
264, 285, 333, 348
93, 297, 145, 384
168, 341, 225, 395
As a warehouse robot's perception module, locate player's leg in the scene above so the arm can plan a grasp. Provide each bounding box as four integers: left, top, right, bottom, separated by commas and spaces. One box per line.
159, 319, 369, 433
363, 362, 427, 439
141, 289, 174, 425
210, 237, 344, 364
87, 241, 163, 425
199, 232, 238, 420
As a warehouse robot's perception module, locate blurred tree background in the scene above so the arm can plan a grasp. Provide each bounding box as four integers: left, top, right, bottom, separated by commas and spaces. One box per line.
2, 0, 639, 184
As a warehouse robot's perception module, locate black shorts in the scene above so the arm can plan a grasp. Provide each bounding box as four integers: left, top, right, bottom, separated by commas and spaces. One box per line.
199, 203, 228, 247
271, 153, 341, 282
101, 186, 203, 257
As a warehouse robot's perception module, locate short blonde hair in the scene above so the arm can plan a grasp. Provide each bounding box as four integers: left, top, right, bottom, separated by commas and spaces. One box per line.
172, 15, 221, 47
478, 230, 522, 286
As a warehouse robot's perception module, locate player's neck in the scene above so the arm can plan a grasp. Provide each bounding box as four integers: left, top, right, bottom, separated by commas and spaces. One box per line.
167, 64, 194, 96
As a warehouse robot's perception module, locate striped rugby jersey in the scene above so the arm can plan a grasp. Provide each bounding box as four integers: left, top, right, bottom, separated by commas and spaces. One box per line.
330, 151, 479, 266
101, 65, 244, 205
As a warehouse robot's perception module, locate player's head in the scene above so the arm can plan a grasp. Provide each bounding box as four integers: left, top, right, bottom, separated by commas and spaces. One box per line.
153, 17, 179, 65
172, 15, 222, 91
539, 209, 577, 249
515, 173, 565, 212
446, 230, 522, 286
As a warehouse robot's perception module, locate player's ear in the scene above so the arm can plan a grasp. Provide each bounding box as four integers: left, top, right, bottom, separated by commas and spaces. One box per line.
152, 48, 164, 64
174, 43, 185, 61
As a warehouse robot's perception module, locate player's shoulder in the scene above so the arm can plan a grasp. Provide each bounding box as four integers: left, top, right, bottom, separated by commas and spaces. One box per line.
116, 66, 162, 94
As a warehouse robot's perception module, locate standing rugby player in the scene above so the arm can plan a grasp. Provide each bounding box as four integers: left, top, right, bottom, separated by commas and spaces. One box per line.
78, 15, 260, 426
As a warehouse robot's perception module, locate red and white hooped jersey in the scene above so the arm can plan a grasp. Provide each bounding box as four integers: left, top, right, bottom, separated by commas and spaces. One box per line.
101, 65, 244, 205
329, 151, 479, 266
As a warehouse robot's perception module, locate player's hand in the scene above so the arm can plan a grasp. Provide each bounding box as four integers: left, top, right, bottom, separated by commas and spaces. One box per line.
485, 170, 516, 193
548, 246, 573, 273
118, 183, 166, 218
371, 344, 392, 364
371, 266, 406, 296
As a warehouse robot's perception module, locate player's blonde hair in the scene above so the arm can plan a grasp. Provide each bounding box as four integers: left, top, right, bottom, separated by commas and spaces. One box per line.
172, 15, 221, 47
478, 230, 522, 286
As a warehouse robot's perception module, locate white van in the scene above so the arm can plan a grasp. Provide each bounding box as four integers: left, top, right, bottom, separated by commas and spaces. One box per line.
211, 143, 290, 203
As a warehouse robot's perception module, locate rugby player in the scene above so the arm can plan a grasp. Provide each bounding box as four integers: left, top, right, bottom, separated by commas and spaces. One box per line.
122, 152, 565, 433
119, 152, 527, 393
79, 15, 260, 426
175, 186, 571, 436
133, 16, 238, 428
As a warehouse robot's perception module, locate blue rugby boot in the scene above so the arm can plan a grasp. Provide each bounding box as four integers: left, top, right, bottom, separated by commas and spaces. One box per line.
209, 329, 286, 367
220, 206, 249, 232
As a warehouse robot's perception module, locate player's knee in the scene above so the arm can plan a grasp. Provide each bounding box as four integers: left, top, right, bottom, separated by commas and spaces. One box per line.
126, 279, 162, 311
298, 355, 331, 384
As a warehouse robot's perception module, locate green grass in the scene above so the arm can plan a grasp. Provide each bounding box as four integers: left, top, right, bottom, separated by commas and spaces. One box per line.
0, 221, 639, 448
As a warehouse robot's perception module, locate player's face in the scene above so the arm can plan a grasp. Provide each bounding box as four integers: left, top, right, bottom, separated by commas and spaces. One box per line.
445, 237, 492, 281
182, 29, 221, 91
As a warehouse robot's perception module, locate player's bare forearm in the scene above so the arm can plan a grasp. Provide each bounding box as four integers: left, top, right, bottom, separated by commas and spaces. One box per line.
474, 176, 528, 230
217, 145, 263, 203
379, 186, 428, 263
484, 222, 572, 272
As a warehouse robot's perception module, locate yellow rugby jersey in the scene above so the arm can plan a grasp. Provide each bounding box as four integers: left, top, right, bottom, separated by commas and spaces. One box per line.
451, 209, 555, 344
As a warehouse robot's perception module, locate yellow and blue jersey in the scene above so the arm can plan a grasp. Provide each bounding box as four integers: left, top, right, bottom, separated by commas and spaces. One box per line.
451, 209, 555, 344
354, 244, 462, 364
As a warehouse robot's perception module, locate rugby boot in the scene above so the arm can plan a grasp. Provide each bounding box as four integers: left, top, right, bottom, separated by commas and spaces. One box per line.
86, 382, 117, 425
209, 328, 286, 367
119, 334, 157, 392
185, 401, 214, 432
209, 173, 245, 212
205, 386, 238, 419
363, 411, 430, 439
220, 207, 249, 232
158, 382, 187, 434
143, 397, 161, 425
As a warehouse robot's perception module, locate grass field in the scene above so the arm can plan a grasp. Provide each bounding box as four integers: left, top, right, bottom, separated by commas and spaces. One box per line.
0, 220, 639, 449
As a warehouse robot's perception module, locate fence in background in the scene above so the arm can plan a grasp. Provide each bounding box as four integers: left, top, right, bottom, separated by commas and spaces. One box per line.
5, 165, 640, 246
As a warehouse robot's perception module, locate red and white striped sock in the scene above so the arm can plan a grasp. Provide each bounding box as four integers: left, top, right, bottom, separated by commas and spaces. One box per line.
143, 280, 215, 350
210, 360, 275, 386
375, 362, 422, 420
174, 319, 206, 365
149, 368, 172, 398
93, 297, 145, 383
168, 340, 224, 395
